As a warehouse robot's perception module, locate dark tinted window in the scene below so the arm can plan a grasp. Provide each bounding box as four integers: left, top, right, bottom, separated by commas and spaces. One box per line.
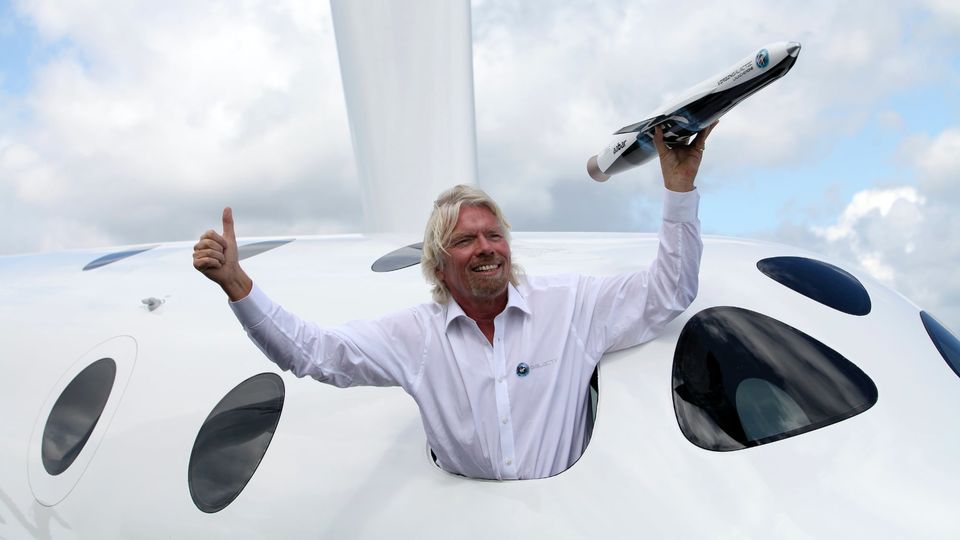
672, 307, 877, 451
372, 242, 423, 272
83, 247, 155, 271
757, 256, 871, 315
920, 311, 960, 379
585, 366, 599, 446
237, 239, 293, 261
42, 358, 117, 475
189, 373, 285, 513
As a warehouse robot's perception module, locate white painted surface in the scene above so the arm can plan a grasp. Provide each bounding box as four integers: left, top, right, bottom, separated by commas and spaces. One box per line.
0, 234, 958, 538
330, 0, 479, 232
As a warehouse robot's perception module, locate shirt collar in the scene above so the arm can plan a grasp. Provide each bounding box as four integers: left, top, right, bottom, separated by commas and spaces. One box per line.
444, 282, 531, 330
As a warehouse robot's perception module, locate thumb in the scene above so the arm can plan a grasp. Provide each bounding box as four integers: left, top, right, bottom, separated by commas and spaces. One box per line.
222, 207, 237, 244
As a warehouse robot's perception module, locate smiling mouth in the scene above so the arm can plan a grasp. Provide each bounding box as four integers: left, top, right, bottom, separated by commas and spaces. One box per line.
472, 263, 502, 273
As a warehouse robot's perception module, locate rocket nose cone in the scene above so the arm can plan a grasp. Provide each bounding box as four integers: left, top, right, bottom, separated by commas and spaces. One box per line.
587, 155, 610, 182
787, 42, 801, 57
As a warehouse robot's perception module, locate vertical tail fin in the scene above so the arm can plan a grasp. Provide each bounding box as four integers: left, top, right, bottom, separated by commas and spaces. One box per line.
330, 0, 479, 233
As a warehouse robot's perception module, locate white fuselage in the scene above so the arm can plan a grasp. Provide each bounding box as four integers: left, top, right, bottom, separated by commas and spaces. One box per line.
1, 233, 957, 538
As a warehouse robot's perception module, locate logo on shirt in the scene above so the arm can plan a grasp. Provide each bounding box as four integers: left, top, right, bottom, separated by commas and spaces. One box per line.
516, 359, 556, 377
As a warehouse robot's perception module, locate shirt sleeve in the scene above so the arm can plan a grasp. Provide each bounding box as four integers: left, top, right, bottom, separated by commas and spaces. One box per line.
576, 187, 703, 357
229, 284, 428, 390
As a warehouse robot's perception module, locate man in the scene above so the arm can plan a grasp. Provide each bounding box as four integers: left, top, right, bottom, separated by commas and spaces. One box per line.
193, 123, 716, 480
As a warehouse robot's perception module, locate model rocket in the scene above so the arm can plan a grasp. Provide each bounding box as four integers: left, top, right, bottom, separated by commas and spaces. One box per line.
587, 42, 801, 181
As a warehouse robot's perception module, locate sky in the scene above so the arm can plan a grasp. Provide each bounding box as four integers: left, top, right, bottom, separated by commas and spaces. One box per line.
0, 0, 958, 328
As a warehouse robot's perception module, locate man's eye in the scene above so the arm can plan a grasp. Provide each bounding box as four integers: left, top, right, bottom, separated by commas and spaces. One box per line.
454, 238, 471, 246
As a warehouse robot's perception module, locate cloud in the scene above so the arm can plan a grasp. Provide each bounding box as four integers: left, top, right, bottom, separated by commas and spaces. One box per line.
812, 187, 926, 282
0, 0, 957, 271
813, 187, 926, 244
921, 0, 960, 28
0, 0, 359, 253
779, 127, 960, 330
915, 128, 960, 197
470, 0, 949, 230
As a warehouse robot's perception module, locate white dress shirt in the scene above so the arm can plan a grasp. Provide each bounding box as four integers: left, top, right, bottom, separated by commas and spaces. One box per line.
230, 188, 702, 480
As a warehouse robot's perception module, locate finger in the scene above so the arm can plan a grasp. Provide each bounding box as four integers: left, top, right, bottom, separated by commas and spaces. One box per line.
193, 248, 226, 264
222, 207, 237, 244
193, 257, 223, 271
695, 120, 719, 150
652, 125, 669, 157
203, 237, 225, 252
200, 229, 228, 251
194, 237, 226, 253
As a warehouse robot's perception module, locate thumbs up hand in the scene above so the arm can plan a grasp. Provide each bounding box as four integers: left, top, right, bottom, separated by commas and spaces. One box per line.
193, 207, 253, 301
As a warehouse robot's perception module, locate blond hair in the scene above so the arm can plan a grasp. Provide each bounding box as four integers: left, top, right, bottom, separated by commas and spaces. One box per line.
421, 185, 520, 303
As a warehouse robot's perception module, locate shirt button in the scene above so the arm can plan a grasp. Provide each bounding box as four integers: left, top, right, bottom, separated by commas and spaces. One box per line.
505, 458, 512, 466
501, 417, 508, 424
497, 376, 505, 383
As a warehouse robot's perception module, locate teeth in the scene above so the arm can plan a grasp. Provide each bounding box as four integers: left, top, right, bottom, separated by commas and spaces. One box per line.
474, 264, 498, 272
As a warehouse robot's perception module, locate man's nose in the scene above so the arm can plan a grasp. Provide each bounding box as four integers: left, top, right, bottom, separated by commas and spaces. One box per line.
475, 235, 493, 253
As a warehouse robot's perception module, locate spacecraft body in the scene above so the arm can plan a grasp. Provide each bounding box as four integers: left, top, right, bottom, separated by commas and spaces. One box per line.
0, 233, 958, 538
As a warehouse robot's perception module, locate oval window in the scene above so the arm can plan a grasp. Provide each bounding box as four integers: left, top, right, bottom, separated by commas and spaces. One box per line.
757, 256, 871, 315
920, 311, 960, 379
372, 242, 423, 272
672, 307, 878, 451
188, 373, 285, 513
237, 239, 294, 261
83, 247, 155, 271
41, 358, 117, 475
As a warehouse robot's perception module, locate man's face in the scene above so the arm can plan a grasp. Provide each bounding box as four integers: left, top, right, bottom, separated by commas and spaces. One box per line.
437, 205, 512, 305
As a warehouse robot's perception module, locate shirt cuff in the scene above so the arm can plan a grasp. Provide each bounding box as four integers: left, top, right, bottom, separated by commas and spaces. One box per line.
229, 282, 272, 329
662, 187, 700, 222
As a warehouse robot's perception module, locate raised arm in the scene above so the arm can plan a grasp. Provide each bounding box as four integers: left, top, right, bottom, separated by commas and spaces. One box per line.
577, 123, 718, 356
193, 207, 423, 389
193, 207, 254, 301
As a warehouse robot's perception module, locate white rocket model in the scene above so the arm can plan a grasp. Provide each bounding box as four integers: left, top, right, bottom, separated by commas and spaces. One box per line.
587, 41, 801, 181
